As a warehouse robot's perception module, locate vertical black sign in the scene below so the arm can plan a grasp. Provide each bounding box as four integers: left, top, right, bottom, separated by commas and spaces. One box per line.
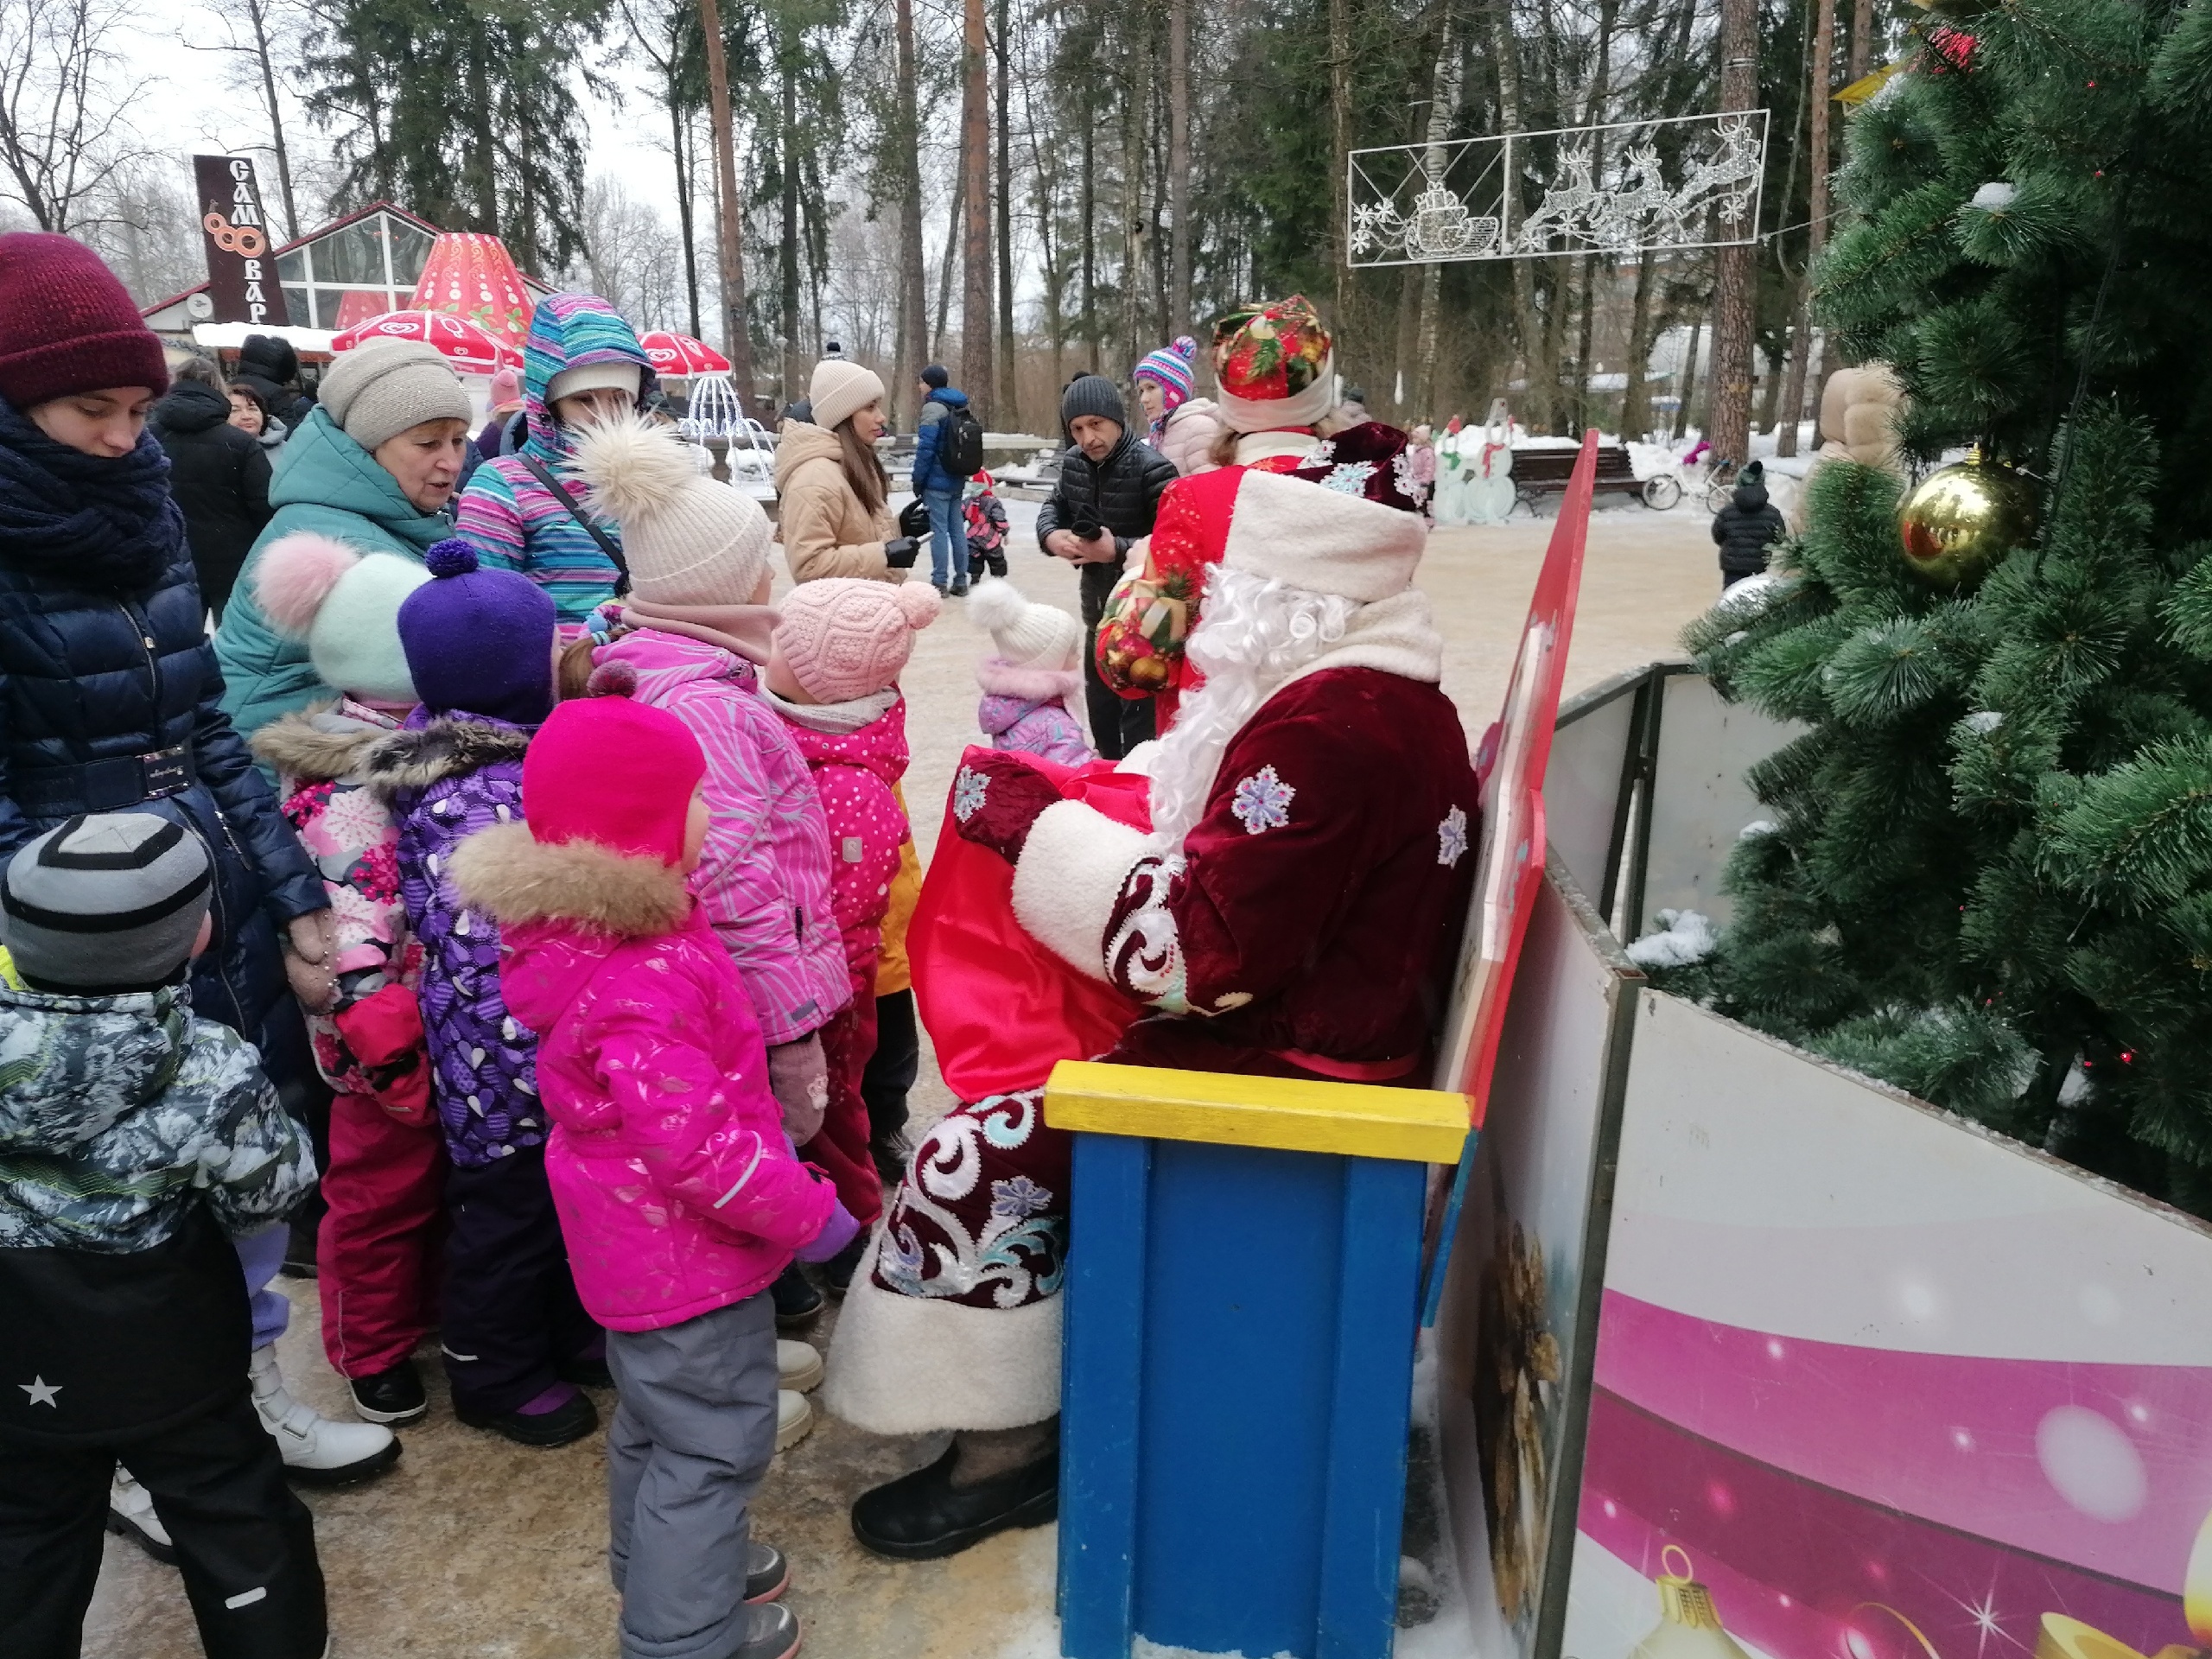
193, 156, 290, 327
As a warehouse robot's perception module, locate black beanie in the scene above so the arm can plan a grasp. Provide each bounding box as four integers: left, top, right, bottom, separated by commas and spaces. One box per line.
921, 364, 950, 390
1061, 373, 1127, 431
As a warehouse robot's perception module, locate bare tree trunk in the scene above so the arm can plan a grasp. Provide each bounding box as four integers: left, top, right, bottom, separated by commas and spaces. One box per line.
1707, 0, 1760, 465
893, 0, 927, 425
780, 48, 802, 405
933, 168, 965, 364
1167, 0, 1192, 337
1849, 0, 1872, 80
699, 0, 755, 398
959, 0, 994, 419
1673, 315, 1702, 440
1080, 109, 1097, 372
1121, 33, 1145, 372
1618, 255, 1659, 440
1412, 1, 1462, 417
994, 0, 1018, 424
245, 0, 299, 239
1488, 0, 1545, 429
1328, 0, 1351, 315
1778, 0, 1835, 457
676, 107, 702, 340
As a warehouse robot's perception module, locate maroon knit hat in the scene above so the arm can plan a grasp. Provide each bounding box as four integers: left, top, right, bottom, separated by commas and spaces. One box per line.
0, 233, 171, 412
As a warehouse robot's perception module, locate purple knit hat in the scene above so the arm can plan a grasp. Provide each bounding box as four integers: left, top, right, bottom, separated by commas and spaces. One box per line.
1133, 335, 1198, 410
397, 539, 557, 725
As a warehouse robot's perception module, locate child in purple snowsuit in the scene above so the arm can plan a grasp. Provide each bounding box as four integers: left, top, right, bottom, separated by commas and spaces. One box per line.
967, 577, 1095, 767
363, 539, 601, 1448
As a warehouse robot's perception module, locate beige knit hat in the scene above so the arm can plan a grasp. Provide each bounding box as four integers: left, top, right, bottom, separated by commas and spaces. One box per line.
810, 359, 886, 432
967, 578, 1081, 671
318, 340, 472, 452
569, 412, 773, 605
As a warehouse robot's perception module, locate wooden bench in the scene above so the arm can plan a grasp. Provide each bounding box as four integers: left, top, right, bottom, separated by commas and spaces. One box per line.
1512, 442, 1681, 512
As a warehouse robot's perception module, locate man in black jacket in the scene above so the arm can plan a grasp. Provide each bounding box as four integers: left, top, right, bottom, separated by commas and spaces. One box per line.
150, 359, 273, 620
1036, 373, 1177, 758
1711, 460, 1787, 591
233, 334, 315, 431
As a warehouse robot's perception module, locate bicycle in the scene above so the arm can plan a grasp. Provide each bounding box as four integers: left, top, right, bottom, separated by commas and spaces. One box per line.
1699, 455, 1743, 514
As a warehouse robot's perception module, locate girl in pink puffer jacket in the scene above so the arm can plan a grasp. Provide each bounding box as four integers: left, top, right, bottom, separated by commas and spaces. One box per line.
967, 578, 1093, 767
758, 578, 940, 1277
451, 679, 853, 1659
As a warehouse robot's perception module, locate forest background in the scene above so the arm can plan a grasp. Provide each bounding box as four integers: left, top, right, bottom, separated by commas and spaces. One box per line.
1, 0, 1919, 435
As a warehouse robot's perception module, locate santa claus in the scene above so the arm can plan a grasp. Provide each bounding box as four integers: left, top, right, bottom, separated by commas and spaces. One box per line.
824, 429, 1480, 1560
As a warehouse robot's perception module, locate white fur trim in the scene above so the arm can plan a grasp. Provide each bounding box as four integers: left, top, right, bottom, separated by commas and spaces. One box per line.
1281, 588, 1445, 687
821, 1266, 1064, 1433
1231, 429, 1325, 467
1224, 468, 1428, 602
1009, 799, 1149, 982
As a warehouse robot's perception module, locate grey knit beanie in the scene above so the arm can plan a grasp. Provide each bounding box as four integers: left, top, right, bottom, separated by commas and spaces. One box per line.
1061, 373, 1127, 432
318, 340, 472, 452
3, 813, 213, 994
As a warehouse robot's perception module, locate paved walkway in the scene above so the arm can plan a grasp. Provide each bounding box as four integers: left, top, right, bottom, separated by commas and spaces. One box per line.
85, 497, 1724, 1659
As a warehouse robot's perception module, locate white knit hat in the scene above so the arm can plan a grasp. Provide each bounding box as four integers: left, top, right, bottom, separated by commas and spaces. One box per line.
318, 340, 472, 452
569, 413, 772, 605
968, 578, 1081, 671
810, 359, 885, 432
1221, 469, 1427, 602
545, 359, 642, 407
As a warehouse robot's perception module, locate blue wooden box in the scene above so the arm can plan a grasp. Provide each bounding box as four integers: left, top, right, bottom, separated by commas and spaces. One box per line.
1045, 1061, 1470, 1659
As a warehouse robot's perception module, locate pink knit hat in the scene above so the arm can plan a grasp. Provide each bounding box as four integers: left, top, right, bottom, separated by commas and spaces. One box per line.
774, 579, 941, 702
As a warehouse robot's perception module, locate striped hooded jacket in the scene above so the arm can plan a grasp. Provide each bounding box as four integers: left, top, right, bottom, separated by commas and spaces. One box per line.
456, 294, 652, 623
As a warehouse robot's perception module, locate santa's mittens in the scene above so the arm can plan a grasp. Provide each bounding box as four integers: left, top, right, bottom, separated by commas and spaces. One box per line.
950, 752, 1065, 864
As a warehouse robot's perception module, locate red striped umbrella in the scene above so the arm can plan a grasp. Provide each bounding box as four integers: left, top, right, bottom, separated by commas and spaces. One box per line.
639, 331, 732, 376
330, 309, 520, 375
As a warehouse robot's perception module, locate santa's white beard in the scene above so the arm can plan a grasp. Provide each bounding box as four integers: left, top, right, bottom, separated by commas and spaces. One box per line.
1144, 566, 1357, 849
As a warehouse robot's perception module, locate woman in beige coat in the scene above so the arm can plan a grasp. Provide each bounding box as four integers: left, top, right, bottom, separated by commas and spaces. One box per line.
775, 359, 921, 584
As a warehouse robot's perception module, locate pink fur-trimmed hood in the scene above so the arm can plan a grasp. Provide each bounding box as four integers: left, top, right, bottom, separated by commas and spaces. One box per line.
976, 658, 1084, 702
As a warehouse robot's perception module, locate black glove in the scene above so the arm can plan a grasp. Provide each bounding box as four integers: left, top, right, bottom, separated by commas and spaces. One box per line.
1071, 511, 1103, 541
899, 497, 932, 538
883, 537, 919, 569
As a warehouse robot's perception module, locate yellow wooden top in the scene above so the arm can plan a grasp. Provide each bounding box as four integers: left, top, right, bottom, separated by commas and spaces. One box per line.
1042, 1060, 1471, 1164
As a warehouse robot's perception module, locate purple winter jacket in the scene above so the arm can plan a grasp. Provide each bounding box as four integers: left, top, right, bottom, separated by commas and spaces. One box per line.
362, 712, 541, 1167
976, 658, 1093, 768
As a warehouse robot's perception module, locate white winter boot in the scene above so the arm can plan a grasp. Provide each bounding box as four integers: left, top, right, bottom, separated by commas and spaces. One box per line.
107, 1465, 176, 1565
776, 1389, 813, 1452
250, 1344, 401, 1485
777, 1339, 823, 1394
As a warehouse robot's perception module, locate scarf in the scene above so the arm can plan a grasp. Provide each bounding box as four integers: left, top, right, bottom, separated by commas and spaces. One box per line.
616, 598, 780, 665
760, 684, 897, 735
0, 397, 183, 596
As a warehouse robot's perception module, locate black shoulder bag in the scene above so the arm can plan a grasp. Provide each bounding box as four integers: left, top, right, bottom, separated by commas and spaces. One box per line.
517, 454, 632, 596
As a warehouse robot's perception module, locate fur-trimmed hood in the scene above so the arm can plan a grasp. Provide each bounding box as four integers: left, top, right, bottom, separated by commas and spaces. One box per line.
976, 658, 1083, 702
359, 715, 533, 803
447, 820, 692, 940
248, 699, 405, 785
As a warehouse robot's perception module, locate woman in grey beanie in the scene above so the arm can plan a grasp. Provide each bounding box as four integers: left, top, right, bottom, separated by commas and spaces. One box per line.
214, 340, 475, 744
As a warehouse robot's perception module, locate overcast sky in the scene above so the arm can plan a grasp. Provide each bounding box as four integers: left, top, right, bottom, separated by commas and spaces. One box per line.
115, 0, 675, 227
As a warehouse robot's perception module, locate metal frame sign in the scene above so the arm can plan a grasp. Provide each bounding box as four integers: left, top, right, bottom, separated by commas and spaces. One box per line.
1348, 108, 1770, 267
192, 155, 289, 327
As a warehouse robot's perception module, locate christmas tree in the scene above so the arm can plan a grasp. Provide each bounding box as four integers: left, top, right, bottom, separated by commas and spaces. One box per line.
1675, 0, 2212, 1208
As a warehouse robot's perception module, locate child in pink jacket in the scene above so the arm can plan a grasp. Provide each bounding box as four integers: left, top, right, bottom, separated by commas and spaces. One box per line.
759, 578, 940, 1278
246, 531, 445, 1427
966, 578, 1093, 767
451, 679, 855, 1659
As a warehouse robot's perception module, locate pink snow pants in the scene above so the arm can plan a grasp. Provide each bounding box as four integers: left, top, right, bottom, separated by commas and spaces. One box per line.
317, 1090, 447, 1379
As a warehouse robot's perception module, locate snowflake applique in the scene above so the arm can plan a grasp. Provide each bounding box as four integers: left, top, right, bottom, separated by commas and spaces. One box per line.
1393, 445, 1429, 510
1319, 461, 1378, 497
1230, 766, 1296, 835
1438, 804, 1469, 868
991, 1175, 1054, 1218
952, 765, 988, 823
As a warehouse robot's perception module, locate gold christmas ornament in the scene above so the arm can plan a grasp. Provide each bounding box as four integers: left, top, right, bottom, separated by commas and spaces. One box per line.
1630, 1548, 1757, 1659
1897, 449, 2038, 588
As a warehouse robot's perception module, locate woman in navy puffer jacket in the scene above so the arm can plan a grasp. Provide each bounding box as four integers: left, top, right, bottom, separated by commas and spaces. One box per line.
0, 233, 336, 1065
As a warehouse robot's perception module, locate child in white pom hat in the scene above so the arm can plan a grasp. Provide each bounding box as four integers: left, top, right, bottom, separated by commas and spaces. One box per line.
966, 578, 1092, 768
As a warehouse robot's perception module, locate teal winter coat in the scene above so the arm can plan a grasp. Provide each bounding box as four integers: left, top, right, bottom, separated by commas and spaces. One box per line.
213, 408, 451, 742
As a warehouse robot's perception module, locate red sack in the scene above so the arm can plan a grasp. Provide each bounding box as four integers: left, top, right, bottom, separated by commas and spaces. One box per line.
911, 747, 1152, 1100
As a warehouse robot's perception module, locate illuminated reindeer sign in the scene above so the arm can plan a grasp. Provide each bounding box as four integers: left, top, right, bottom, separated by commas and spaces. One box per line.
1347, 108, 1770, 268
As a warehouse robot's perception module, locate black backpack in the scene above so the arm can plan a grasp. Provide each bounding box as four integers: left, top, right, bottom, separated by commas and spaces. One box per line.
941, 403, 986, 478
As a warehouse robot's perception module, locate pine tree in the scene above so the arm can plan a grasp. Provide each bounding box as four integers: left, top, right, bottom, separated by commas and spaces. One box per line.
1675, 0, 2212, 1208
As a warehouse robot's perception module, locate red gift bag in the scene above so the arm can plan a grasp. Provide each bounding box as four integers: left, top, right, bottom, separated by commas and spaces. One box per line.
910, 747, 1152, 1100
